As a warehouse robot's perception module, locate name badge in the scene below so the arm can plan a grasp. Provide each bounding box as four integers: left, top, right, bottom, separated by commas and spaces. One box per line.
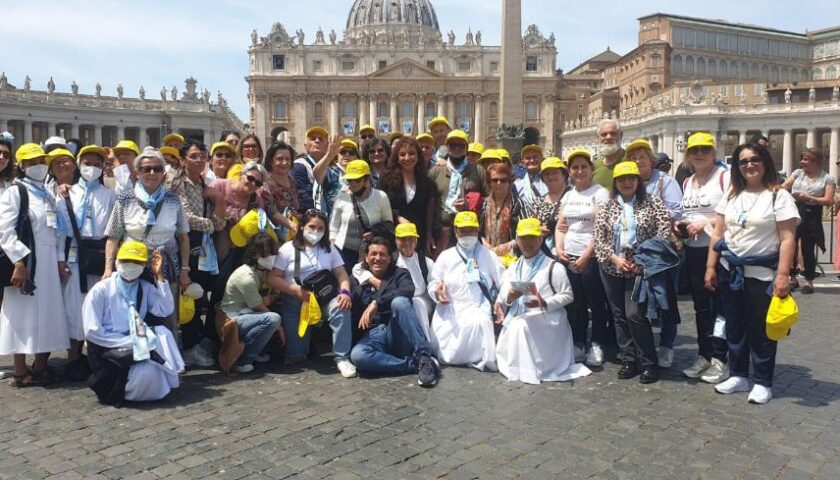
46, 210, 57, 228
67, 246, 78, 264
466, 259, 480, 283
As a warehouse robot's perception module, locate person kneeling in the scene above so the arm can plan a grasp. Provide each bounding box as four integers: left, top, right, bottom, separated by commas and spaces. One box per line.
494, 219, 592, 384
83, 241, 184, 406
350, 238, 440, 387
219, 232, 284, 373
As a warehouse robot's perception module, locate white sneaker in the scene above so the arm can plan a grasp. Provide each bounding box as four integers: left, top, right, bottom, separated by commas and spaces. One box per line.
682, 356, 711, 379
748, 384, 772, 404
657, 346, 674, 368
182, 345, 215, 367
700, 358, 730, 384
255, 354, 271, 364
236, 363, 254, 373
714, 376, 750, 394
573, 345, 586, 363
585, 343, 605, 367
336, 359, 357, 378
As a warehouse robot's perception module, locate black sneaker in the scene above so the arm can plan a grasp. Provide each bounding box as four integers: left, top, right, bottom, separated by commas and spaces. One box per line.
617, 361, 639, 380
417, 354, 439, 388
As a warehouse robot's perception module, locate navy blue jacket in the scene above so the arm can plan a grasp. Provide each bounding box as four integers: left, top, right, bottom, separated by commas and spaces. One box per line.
352, 266, 415, 326
631, 237, 681, 323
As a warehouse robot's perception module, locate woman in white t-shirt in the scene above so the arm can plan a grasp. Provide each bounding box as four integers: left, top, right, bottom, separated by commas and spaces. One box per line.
781, 148, 836, 294
705, 142, 799, 404
267, 209, 357, 378
676, 136, 730, 384
554, 148, 611, 367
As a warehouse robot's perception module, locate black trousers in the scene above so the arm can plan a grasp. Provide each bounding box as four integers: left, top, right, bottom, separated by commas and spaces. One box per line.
685, 246, 727, 362
600, 269, 658, 367
180, 268, 219, 349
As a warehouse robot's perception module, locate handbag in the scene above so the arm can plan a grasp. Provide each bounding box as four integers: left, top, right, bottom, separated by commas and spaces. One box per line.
351, 193, 394, 249
64, 197, 107, 288
0, 184, 35, 289
294, 247, 338, 306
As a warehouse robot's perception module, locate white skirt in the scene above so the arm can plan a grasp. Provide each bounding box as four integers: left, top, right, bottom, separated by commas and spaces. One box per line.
412, 295, 433, 342
62, 263, 102, 341
431, 303, 497, 372
0, 242, 69, 355
496, 309, 591, 385
125, 326, 184, 402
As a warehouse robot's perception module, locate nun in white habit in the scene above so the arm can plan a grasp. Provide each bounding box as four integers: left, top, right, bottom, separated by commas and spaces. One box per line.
428, 212, 504, 371
83, 240, 184, 406
494, 218, 592, 384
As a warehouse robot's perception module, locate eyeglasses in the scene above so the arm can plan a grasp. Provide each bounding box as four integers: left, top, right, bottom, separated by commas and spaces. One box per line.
140, 165, 165, 174
490, 178, 510, 184
305, 208, 328, 219
244, 174, 264, 187
361, 134, 374, 140
187, 153, 208, 161
687, 146, 714, 155
339, 150, 357, 156
737, 157, 763, 167
242, 143, 259, 150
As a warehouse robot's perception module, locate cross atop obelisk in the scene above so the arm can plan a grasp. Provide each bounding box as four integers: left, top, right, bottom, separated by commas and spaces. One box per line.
499, 0, 523, 127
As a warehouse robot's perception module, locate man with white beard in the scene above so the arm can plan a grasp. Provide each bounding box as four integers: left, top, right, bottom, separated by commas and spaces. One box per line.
592, 119, 626, 189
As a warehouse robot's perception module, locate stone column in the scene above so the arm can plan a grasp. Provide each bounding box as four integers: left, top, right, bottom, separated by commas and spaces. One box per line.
782, 129, 794, 174
329, 96, 339, 136
437, 95, 446, 117
447, 95, 456, 124
70, 123, 79, 139
117, 125, 125, 142
542, 95, 554, 152
674, 131, 684, 166
650, 134, 659, 153
500, 0, 524, 126
416, 95, 425, 134
23, 120, 32, 143
295, 94, 308, 145
203, 130, 214, 147
369, 97, 377, 126
806, 128, 817, 148
474, 95, 484, 143
389, 95, 398, 132
0, 119, 7, 134
829, 127, 839, 180
738, 131, 747, 146
358, 95, 368, 127
662, 131, 674, 159
94, 125, 103, 146
45, 122, 55, 140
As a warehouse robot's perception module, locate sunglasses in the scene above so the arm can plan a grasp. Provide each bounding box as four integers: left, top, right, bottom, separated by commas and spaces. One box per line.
214, 152, 235, 159
687, 146, 714, 155
490, 178, 510, 184
305, 208, 328, 219
140, 165, 165, 174
737, 157, 763, 167
187, 153, 208, 161
361, 134, 374, 140
339, 150, 357, 156
242, 143, 259, 150
448, 143, 466, 149
244, 174, 264, 187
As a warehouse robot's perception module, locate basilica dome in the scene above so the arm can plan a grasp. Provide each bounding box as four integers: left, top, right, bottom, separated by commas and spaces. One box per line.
345, 0, 441, 45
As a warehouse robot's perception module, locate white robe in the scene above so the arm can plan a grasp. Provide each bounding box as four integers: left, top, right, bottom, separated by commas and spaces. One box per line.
427, 245, 503, 371
0, 184, 69, 355
62, 183, 116, 340
495, 256, 592, 384
83, 275, 183, 401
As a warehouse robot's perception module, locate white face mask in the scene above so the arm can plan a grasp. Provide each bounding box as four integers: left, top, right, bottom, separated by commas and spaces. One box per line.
116, 262, 145, 282
303, 230, 324, 245
80, 165, 103, 183
26, 164, 49, 182
257, 255, 276, 270
457, 235, 478, 251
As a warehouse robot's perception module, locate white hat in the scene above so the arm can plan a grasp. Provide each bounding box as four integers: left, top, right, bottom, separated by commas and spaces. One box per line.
44, 136, 67, 148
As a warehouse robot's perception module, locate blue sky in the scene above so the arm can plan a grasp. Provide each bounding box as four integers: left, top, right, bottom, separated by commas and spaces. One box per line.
4, 0, 834, 122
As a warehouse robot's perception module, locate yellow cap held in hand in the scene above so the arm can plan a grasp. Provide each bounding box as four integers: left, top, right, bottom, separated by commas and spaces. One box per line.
395, 223, 420, 238
516, 218, 543, 237
453, 211, 479, 228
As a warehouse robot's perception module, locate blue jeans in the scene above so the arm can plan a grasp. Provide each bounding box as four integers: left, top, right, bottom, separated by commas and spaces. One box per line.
350, 297, 432, 374
280, 294, 352, 363
565, 259, 610, 349
236, 312, 282, 366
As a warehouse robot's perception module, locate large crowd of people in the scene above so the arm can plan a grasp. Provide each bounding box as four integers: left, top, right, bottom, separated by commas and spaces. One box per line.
0, 116, 829, 406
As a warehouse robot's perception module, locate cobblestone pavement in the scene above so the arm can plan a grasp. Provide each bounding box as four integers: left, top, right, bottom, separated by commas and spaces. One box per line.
1, 280, 839, 480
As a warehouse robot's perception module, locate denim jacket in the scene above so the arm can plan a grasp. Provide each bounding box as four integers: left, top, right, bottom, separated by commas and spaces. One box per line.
631, 237, 681, 322
714, 239, 778, 292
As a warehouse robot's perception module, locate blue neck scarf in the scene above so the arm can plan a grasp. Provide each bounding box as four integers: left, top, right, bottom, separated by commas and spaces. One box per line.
134, 182, 166, 226
18, 178, 70, 237
115, 276, 157, 361
76, 178, 100, 233
504, 252, 546, 324
444, 158, 468, 214
614, 195, 638, 254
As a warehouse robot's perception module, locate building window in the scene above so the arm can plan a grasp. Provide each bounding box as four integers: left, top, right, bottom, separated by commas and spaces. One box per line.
651, 54, 661, 67
672, 54, 683, 74
760, 39, 769, 56
814, 68, 824, 80
696, 30, 705, 48
457, 60, 471, 72
273, 55, 285, 70
720, 85, 728, 97
273, 100, 287, 119
377, 101, 388, 118
426, 60, 435, 70
378, 60, 387, 70
342, 99, 355, 118
696, 57, 706, 75
425, 101, 436, 117
685, 56, 695, 75
734, 84, 744, 96
490, 101, 498, 118
526, 56, 538, 72
314, 101, 324, 119
827, 66, 837, 79
457, 100, 470, 119
708, 59, 717, 76
341, 60, 356, 71
525, 101, 537, 120
672, 26, 683, 46
490, 61, 499, 72
400, 101, 413, 118
313, 60, 323, 72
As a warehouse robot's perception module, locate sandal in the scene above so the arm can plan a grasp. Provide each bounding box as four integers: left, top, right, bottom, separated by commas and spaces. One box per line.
9, 373, 45, 388
30, 365, 59, 385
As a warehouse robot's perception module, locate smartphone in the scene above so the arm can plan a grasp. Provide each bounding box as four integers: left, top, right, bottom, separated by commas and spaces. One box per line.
21, 279, 36, 296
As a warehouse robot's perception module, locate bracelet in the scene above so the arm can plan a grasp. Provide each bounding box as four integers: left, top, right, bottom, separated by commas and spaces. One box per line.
339, 288, 351, 297
181, 266, 191, 272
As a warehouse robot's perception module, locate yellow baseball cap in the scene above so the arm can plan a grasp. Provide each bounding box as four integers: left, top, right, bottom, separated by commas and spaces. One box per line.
117, 240, 148, 263
540, 156, 567, 173
359, 124, 375, 135
395, 223, 420, 238
516, 218, 542, 237
113, 140, 141, 155
428, 116, 451, 129
76, 145, 107, 162
389, 132, 403, 142
565, 147, 592, 164
160, 146, 181, 159
211, 141, 236, 156
766, 295, 799, 341
479, 148, 501, 163
306, 126, 328, 139
445, 129, 469, 145
613, 161, 640, 179
340, 138, 359, 152
453, 211, 480, 228
229, 210, 279, 248
162, 133, 185, 145
521, 144, 543, 157
343, 159, 371, 180
416, 133, 434, 144
624, 139, 653, 157
686, 132, 716, 150
468, 142, 485, 155
47, 148, 74, 164
15, 143, 46, 163
498, 148, 511, 160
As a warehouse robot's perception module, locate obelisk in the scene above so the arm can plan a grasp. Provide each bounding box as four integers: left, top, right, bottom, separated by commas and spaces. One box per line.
499, 0, 525, 154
